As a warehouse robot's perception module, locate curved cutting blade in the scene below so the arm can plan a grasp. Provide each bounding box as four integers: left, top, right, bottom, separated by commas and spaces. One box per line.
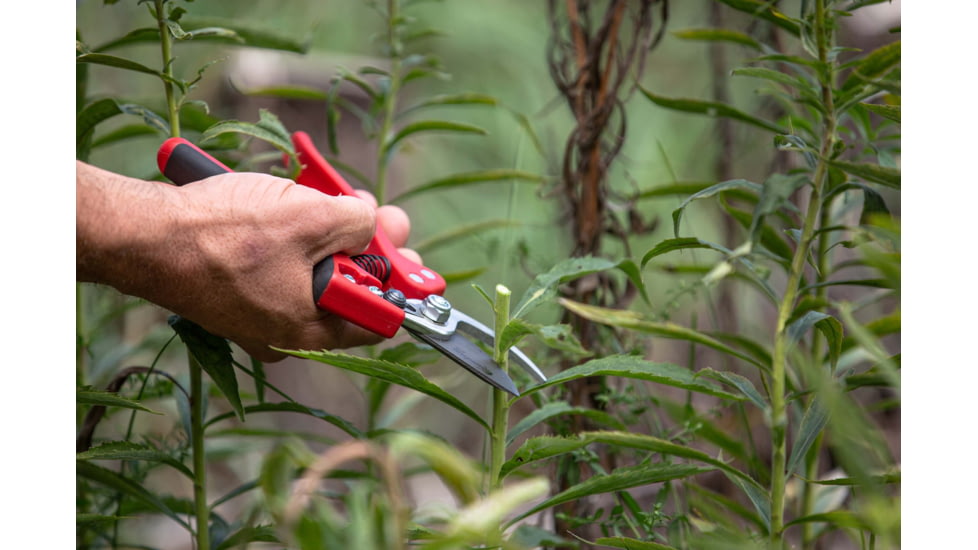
406, 328, 520, 396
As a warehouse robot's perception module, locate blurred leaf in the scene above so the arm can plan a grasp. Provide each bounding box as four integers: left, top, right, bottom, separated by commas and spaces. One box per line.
513, 257, 617, 319
214, 525, 279, 550
91, 124, 160, 149
842, 41, 900, 91
282, 350, 489, 430
671, 179, 761, 237
506, 401, 625, 445
499, 320, 591, 359
76, 461, 190, 530
700, 369, 768, 411
715, 0, 801, 35
859, 102, 900, 123
510, 524, 578, 548
594, 537, 678, 550
76, 52, 164, 77
442, 267, 487, 285
201, 109, 295, 157
827, 159, 900, 189
732, 66, 806, 90
238, 85, 329, 100
787, 311, 843, 368
170, 316, 244, 421
77, 387, 161, 415
749, 173, 808, 244
785, 510, 872, 530
522, 353, 744, 401
389, 432, 483, 505
204, 402, 362, 438
642, 238, 731, 267
413, 219, 521, 254
559, 300, 767, 371
673, 28, 761, 49
384, 120, 487, 154
448, 478, 550, 539
77, 441, 193, 479
635, 181, 715, 201
509, 463, 712, 524
787, 400, 830, 477
640, 88, 787, 135
400, 92, 498, 116
390, 170, 544, 204
77, 98, 169, 150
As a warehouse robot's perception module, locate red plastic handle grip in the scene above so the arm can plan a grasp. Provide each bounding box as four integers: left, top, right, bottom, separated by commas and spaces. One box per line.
291, 131, 447, 300
157, 137, 405, 338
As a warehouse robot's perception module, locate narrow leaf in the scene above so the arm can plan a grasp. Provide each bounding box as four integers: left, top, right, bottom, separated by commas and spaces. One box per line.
787, 400, 830, 476
559, 300, 767, 371
673, 28, 761, 50
390, 170, 544, 204
509, 463, 712, 524
513, 257, 617, 319
412, 219, 521, 254
76, 387, 162, 415
76, 461, 190, 530
522, 354, 743, 401
384, 120, 487, 153
169, 316, 244, 421
828, 159, 900, 189
640, 88, 786, 134
204, 402, 362, 438
641, 238, 731, 267
77, 441, 193, 479
715, 0, 801, 35
506, 401, 625, 445
859, 102, 900, 123
282, 349, 489, 430
670, 179, 761, 237
214, 525, 279, 550
594, 537, 678, 550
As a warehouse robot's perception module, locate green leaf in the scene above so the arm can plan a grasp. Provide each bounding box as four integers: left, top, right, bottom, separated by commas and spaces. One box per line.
748, 173, 808, 244
699, 369, 768, 411
641, 238, 732, 267
77, 99, 169, 150
509, 463, 713, 524
506, 401, 625, 445
214, 525, 279, 550
509, 524, 578, 548
640, 88, 787, 135
502, 436, 588, 478
715, 0, 801, 35
827, 159, 900, 189
634, 181, 715, 201
787, 311, 844, 368
412, 219, 521, 254
400, 93, 498, 116
76, 461, 191, 530
76, 387, 162, 415
239, 85, 329, 100
559, 300, 767, 371
594, 537, 678, 550
182, 17, 309, 53
77, 441, 193, 479
201, 109, 295, 156
204, 402, 363, 438
732, 66, 806, 89
281, 349, 489, 430
842, 41, 900, 91
169, 316, 244, 421
787, 400, 830, 476
390, 170, 544, 204
672, 28, 761, 50
513, 257, 618, 319
784, 510, 872, 530
670, 179, 761, 237
522, 354, 744, 401
76, 52, 162, 77
859, 102, 900, 123
499, 320, 591, 359
384, 120, 487, 154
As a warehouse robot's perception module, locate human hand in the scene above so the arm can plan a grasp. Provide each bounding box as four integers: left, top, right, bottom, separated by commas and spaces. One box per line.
77, 162, 422, 362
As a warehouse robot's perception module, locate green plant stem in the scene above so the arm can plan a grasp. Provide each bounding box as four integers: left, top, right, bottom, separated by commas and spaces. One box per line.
375, 0, 402, 204
189, 352, 210, 550
155, 0, 180, 138
769, 1, 836, 546
489, 284, 512, 492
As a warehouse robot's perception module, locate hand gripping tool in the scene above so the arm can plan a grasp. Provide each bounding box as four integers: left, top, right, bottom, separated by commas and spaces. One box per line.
156, 131, 546, 396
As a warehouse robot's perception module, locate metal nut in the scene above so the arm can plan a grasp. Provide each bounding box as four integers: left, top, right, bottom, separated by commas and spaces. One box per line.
421, 295, 452, 324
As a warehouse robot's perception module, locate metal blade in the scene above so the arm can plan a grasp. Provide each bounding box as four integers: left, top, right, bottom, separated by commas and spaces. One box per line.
451, 311, 548, 383
406, 328, 521, 397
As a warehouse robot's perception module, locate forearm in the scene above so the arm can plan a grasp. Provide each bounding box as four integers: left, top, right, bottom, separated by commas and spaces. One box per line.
76, 160, 186, 301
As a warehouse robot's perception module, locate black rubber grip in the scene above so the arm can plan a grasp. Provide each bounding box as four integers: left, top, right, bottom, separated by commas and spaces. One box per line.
164, 142, 230, 185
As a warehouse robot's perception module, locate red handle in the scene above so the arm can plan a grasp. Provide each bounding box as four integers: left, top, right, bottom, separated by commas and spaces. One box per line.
157, 137, 406, 338
291, 131, 447, 300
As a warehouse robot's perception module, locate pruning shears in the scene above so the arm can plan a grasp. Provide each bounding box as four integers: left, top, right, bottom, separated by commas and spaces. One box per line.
157, 131, 546, 396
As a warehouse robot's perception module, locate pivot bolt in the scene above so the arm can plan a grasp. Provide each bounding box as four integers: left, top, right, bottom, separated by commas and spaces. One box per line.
421, 295, 452, 324
383, 289, 407, 309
